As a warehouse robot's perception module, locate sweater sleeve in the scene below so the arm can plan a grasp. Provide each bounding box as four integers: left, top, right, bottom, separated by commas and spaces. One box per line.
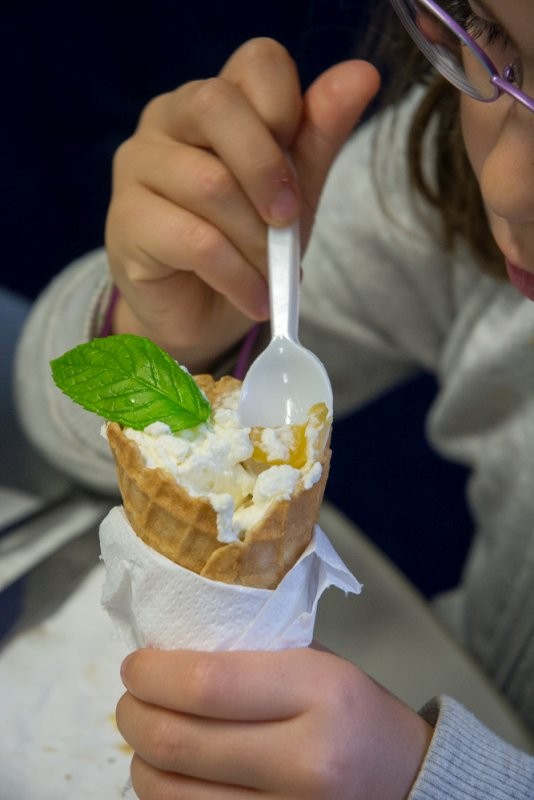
299, 91, 465, 418
14, 249, 120, 494
411, 696, 534, 799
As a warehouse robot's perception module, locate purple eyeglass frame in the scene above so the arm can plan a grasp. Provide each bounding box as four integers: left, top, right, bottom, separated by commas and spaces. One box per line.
389, 0, 534, 113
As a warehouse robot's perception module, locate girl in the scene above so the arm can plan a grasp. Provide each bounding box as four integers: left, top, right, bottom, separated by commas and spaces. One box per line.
16, 0, 534, 796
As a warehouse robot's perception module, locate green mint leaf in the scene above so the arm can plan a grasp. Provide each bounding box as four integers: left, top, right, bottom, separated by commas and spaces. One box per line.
50, 334, 211, 432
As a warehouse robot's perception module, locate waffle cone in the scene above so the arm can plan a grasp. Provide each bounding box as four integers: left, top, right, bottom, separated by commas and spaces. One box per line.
106, 375, 331, 589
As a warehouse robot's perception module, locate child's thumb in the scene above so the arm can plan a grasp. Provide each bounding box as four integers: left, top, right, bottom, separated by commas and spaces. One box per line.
294, 60, 381, 236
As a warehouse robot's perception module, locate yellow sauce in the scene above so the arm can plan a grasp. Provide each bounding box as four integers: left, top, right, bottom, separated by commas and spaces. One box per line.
250, 403, 329, 469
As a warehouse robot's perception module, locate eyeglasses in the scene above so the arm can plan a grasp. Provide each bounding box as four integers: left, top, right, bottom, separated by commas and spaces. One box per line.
389, 0, 534, 113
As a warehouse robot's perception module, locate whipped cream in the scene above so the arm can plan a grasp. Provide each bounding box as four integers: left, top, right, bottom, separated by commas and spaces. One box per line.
111, 388, 328, 543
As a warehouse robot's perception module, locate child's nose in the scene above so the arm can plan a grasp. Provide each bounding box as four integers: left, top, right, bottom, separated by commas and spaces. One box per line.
479, 104, 534, 225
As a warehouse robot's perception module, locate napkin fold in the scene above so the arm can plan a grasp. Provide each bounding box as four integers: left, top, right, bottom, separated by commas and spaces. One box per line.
99, 505, 362, 652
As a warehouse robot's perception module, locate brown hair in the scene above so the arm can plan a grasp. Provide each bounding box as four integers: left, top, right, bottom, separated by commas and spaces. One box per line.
363, 3, 505, 278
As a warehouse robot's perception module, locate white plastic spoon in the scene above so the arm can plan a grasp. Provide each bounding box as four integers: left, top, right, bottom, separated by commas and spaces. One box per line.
238, 221, 333, 427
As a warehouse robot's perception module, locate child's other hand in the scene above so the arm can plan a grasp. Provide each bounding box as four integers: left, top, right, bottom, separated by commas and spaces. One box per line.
105, 38, 379, 371
117, 647, 432, 799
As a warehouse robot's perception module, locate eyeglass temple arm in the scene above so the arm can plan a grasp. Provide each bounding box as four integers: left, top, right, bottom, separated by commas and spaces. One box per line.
491, 74, 534, 112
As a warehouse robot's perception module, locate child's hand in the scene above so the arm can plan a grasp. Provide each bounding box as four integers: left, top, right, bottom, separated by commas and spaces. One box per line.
105, 38, 380, 371
117, 647, 432, 799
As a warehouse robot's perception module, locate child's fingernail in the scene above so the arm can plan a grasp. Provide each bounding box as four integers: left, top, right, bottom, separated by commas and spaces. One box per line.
269, 185, 298, 223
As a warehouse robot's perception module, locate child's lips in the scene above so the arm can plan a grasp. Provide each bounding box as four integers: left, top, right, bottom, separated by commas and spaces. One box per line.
505, 260, 534, 301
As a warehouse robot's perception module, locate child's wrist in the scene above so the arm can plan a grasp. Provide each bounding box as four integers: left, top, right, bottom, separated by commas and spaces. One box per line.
94, 286, 263, 380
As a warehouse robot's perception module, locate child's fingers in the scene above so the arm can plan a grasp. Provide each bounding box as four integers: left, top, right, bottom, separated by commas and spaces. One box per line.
112, 136, 268, 276
120, 696, 297, 792
139, 41, 303, 225
107, 188, 270, 325
129, 753, 261, 800
147, 80, 300, 225
120, 648, 333, 720
220, 37, 303, 150
119, 649, 432, 799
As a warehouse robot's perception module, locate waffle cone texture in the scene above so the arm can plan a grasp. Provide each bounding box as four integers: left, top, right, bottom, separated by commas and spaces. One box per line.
106, 375, 331, 589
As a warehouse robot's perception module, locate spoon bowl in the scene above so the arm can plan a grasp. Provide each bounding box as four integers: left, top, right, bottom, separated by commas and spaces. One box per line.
238, 222, 333, 428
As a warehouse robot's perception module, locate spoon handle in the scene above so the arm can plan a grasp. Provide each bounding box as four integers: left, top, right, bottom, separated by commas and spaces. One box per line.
268, 221, 300, 342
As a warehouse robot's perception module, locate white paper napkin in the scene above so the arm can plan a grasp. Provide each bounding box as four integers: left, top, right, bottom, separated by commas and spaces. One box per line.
99, 505, 362, 652
99, 505, 362, 798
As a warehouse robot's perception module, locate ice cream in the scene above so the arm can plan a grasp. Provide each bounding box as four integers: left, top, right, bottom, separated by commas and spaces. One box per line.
105, 374, 331, 589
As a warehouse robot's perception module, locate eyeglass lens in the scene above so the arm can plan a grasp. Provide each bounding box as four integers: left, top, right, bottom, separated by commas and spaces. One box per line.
400, 0, 499, 101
